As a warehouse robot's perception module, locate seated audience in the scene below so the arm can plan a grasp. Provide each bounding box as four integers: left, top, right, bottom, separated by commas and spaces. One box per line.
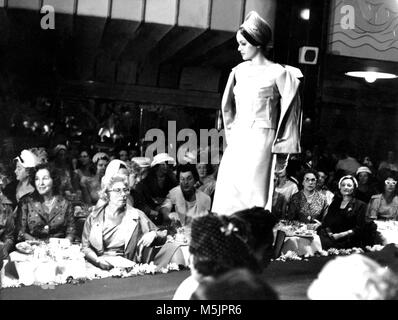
80, 152, 109, 206
378, 150, 398, 172
130, 157, 151, 188
361, 155, 376, 175
307, 254, 398, 300
195, 161, 216, 198
355, 166, 377, 204
134, 153, 178, 224
16, 163, 76, 243
81, 173, 167, 270
50, 144, 79, 199
74, 147, 94, 181
287, 169, 328, 227
160, 164, 211, 228
191, 268, 278, 300
317, 175, 376, 249
173, 214, 260, 300
316, 170, 334, 205
3, 149, 39, 208
116, 147, 129, 163
274, 169, 299, 218
0, 173, 15, 258
367, 170, 398, 221
335, 150, 361, 175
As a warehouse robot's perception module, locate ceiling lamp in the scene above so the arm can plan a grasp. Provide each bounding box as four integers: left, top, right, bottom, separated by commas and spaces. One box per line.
300, 8, 310, 20
345, 71, 398, 83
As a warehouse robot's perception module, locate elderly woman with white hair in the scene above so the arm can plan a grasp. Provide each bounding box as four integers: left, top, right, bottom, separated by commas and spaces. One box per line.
81, 172, 167, 270
317, 175, 376, 249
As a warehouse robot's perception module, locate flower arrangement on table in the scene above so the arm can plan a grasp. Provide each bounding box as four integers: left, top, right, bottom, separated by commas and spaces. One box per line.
275, 244, 386, 262
275, 220, 317, 237
2, 239, 183, 289
86, 262, 181, 280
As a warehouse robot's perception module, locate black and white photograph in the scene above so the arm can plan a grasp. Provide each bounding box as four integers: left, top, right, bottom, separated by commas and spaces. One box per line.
1, 0, 398, 306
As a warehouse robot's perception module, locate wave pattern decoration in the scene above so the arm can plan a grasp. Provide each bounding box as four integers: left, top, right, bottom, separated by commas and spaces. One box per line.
329, 0, 398, 61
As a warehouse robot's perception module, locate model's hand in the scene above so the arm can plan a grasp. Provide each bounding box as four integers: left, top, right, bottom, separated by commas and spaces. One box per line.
138, 231, 157, 247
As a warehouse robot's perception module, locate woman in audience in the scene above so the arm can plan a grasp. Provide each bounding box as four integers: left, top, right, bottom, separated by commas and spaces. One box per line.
191, 268, 278, 300
3, 149, 39, 208
287, 169, 328, 227
80, 152, 110, 206
134, 153, 178, 224
160, 164, 211, 228
51, 144, 79, 198
274, 169, 299, 218
317, 175, 375, 249
74, 147, 94, 180
81, 173, 167, 270
0, 173, 15, 258
366, 170, 398, 221
173, 214, 260, 300
16, 163, 76, 243
316, 170, 334, 205
355, 166, 377, 204
195, 161, 216, 198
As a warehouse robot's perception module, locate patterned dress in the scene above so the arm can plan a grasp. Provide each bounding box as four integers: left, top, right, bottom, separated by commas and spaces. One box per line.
287, 190, 329, 222
16, 194, 76, 241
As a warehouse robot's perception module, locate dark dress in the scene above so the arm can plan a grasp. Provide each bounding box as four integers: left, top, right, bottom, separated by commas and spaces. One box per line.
16, 194, 76, 242
0, 194, 15, 257
318, 197, 376, 249
133, 172, 178, 224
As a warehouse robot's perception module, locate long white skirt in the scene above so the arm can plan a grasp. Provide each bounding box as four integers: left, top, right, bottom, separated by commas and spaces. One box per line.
212, 125, 276, 216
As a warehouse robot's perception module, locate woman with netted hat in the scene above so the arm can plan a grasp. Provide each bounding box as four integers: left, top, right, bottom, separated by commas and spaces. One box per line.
173, 214, 260, 300
212, 11, 302, 216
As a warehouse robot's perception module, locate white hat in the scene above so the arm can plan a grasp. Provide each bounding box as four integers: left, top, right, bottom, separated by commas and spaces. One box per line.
14, 150, 39, 168
131, 157, 151, 168
151, 153, 176, 167
356, 166, 372, 175
101, 159, 128, 188
307, 254, 398, 300
92, 152, 109, 164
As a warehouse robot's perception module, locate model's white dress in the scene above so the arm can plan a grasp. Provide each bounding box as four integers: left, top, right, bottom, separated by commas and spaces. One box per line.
212, 62, 302, 216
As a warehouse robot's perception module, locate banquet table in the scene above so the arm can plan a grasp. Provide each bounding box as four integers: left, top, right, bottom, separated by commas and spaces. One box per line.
2, 245, 398, 300
375, 220, 398, 245
274, 221, 323, 257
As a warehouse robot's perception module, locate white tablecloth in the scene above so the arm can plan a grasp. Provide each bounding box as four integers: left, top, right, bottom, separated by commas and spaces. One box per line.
375, 220, 398, 245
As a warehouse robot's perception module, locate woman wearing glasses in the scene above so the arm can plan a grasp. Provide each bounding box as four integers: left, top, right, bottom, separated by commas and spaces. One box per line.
81, 173, 166, 270
317, 175, 375, 249
287, 169, 329, 228
366, 171, 398, 221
